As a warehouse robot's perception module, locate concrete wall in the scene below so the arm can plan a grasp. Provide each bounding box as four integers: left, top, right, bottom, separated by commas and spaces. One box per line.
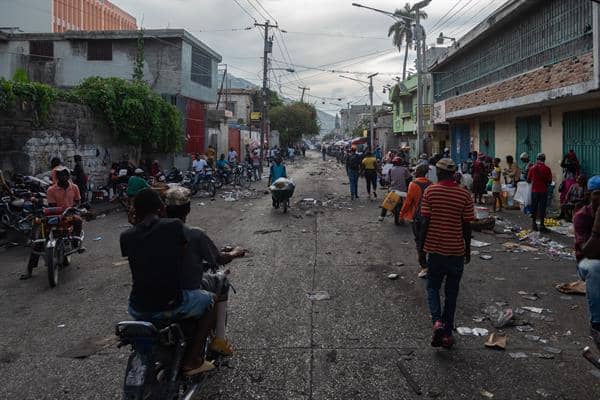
0, 0, 52, 33
0, 101, 138, 188
180, 41, 219, 104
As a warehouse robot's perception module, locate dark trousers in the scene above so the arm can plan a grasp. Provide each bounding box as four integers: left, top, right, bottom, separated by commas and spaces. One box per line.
426, 253, 464, 334
364, 170, 377, 194
531, 191, 548, 223
348, 169, 359, 198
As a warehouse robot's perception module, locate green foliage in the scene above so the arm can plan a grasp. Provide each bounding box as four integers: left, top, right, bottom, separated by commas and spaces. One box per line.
0, 77, 57, 125
0, 75, 183, 152
270, 101, 320, 146
133, 28, 145, 82
74, 77, 183, 152
12, 69, 29, 83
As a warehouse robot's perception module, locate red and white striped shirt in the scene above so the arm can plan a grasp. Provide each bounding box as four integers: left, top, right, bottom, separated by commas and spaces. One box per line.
420, 180, 475, 256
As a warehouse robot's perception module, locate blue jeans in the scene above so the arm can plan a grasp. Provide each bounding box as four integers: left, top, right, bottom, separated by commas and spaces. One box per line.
426, 253, 464, 333
578, 259, 600, 324
348, 169, 359, 198
129, 289, 214, 321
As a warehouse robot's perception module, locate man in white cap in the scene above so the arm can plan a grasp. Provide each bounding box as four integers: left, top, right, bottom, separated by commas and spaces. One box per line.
418, 158, 474, 349
164, 186, 246, 357
126, 168, 149, 198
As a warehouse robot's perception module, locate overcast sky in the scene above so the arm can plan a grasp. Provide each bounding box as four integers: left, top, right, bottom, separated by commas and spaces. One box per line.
116, 0, 506, 115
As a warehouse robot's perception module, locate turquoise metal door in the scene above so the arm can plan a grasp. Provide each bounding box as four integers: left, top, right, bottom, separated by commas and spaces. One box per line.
479, 121, 495, 157
563, 109, 600, 177
451, 124, 470, 164
516, 116, 541, 159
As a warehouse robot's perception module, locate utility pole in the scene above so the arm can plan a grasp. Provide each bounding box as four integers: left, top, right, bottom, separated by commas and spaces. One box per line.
255, 20, 277, 163
299, 86, 310, 102
346, 102, 351, 138
368, 72, 378, 150
415, 7, 423, 157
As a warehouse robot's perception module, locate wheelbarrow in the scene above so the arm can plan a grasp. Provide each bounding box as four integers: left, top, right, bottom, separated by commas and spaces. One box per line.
270, 178, 295, 213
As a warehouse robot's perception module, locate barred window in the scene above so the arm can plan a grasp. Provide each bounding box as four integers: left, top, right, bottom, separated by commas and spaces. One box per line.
433, 0, 593, 101
87, 40, 112, 61
191, 46, 212, 87
29, 41, 54, 61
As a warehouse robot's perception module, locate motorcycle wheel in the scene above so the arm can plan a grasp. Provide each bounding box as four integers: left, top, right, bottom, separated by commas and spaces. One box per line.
27, 226, 42, 276
190, 185, 199, 197
394, 207, 400, 225
214, 176, 224, 189
209, 182, 217, 198
46, 244, 61, 288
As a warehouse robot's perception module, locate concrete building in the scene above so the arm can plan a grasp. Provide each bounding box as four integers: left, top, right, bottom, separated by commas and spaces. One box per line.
388, 72, 449, 160
0, 29, 222, 154
340, 104, 370, 137
430, 0, 600, 183
0, 0, 136, 33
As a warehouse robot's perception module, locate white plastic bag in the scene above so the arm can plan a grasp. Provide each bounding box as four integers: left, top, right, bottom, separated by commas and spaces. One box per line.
514, 181, 532, 206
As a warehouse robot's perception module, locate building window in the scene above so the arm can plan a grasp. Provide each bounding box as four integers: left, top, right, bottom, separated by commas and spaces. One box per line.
225, 101, 237, 114
191, 46, 212, 87
401, 98, 412, 114
87, 40, 113, 61
29, 41, 54, 61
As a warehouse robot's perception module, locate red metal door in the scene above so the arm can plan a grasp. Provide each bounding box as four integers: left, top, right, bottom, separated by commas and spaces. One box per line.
228, 128, 241, 158
185, 99, 205, 154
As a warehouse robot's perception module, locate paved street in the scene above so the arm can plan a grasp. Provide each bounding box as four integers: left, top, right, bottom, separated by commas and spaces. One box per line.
1, 152, 599, 399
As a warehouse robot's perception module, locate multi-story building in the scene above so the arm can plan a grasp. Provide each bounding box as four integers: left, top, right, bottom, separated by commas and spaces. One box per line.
430, 0, 600, 181
0, 29, 221, 154
388, 72, 449, 159
0, 0, 136, 33
340, 104, 370, 137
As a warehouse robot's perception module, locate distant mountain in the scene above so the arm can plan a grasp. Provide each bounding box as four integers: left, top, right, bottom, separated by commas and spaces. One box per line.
317, 110, 336, 135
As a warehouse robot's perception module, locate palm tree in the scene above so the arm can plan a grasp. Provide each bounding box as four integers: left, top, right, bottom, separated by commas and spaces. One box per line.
387, 3, 428, 81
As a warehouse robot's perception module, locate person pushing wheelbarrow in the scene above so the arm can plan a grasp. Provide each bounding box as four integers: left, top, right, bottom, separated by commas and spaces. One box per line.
269, 156, 295, 213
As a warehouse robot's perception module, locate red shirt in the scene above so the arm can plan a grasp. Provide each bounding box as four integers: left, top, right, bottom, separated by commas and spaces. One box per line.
421, 180, 475, 256
527, 161, 552, 193
573, 204, 595, 262
47, 182, 81, 209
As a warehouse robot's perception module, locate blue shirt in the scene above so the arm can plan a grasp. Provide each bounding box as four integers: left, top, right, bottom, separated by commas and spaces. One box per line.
270, 164, 287, 183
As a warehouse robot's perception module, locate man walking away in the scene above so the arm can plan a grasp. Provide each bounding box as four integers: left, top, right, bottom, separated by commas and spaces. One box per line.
361, 150, 378, 200
346, 148, 362, 200
322, 145, 327, 161
400, 164, 431, 278
573, 175, 600, 349
418, 158, 474, 348
527, 153, 553, 233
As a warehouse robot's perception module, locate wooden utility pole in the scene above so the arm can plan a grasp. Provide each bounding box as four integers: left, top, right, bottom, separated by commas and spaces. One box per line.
299, 86, 310, 102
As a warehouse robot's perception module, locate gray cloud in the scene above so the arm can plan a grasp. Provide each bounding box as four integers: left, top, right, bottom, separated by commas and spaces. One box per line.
116, 0, 506, 115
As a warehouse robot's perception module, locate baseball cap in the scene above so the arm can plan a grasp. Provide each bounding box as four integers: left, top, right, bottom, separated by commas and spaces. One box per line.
588, 175, 600, 192
520, 152, 529, 160
164, 186, 191, 206
134, 168, 144, 174
436, 158, 456, 172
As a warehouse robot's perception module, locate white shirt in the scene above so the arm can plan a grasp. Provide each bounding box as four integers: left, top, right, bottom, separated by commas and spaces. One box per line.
192, 159, 208, 172
426, 165, 438, 183
228, 151, 238, 163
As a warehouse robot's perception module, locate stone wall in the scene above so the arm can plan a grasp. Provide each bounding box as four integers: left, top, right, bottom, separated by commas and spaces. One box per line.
0, 101, 139, 188
445, 53, 594, 113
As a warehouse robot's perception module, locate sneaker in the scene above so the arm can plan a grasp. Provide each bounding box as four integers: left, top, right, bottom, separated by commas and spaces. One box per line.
209, 337, 234, 356
373, 192, 377, 198
441, 334, 455, 349
183, 360, 215, 376
378, 216, 384, 222
431, 321, 444, 347
417, 268, 428, 279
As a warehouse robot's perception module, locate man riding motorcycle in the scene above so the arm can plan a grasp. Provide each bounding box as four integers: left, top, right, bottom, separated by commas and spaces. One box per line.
163, 186, 245, 356
120, 188, 215, 376
47, 166, 83, 243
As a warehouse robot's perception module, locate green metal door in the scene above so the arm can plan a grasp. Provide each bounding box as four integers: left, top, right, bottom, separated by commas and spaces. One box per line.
479, 121, 495, 157
516, 115, 541, 160
563, 109, 600, 177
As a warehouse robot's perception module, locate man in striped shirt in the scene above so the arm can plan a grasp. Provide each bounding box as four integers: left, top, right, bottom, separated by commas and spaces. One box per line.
418, 158, 475, 349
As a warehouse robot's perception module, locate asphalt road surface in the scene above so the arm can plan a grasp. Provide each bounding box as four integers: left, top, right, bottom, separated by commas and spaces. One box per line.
1, 152, 599, 399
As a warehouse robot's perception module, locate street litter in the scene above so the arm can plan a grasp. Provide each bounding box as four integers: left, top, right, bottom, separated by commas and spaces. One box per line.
58, 335, 118, 359
471, 239, 491, 248
543, 346, 562, 354
524, 334, 540, 342
555, 280, 586, 295
522, 306, 544, 314
112, 260, 128, 267
493, 277, 506, 281
480, 255, 493, 260
395, 262, 404, 266
93, 236, 102, 241
471, 250, 480, 256
516, 325, 534, 332
484, 332, 507, 350
479, 389, 494, 398
387, 274, 399, 280
253, 229, 282, 235
307, 291, 331, 301
508, 352, 528, 359
518, 291, 539, 301
57, 324, 66, 328
493, 308, 514, 328
535, 389, 551, 398
457, 327, 489, 336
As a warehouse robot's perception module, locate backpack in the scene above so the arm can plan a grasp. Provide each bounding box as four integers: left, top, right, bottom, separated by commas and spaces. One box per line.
347, 154, 361, 171
413, 180, 432, 221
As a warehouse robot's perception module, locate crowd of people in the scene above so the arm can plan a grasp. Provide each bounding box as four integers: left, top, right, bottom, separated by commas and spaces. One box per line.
328, 144, 600, 351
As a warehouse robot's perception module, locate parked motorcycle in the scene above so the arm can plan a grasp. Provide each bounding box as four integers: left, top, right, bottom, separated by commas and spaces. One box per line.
27, 206, 86, 287
0, 190, 45, 236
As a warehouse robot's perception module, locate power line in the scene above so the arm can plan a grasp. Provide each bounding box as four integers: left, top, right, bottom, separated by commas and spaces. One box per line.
427, 0, 466, 32
249, 0, 278, 23
428, 0, 478, 38
445, 0, 501, 38
244, 0, 268, 21
231, 0, 257, 22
